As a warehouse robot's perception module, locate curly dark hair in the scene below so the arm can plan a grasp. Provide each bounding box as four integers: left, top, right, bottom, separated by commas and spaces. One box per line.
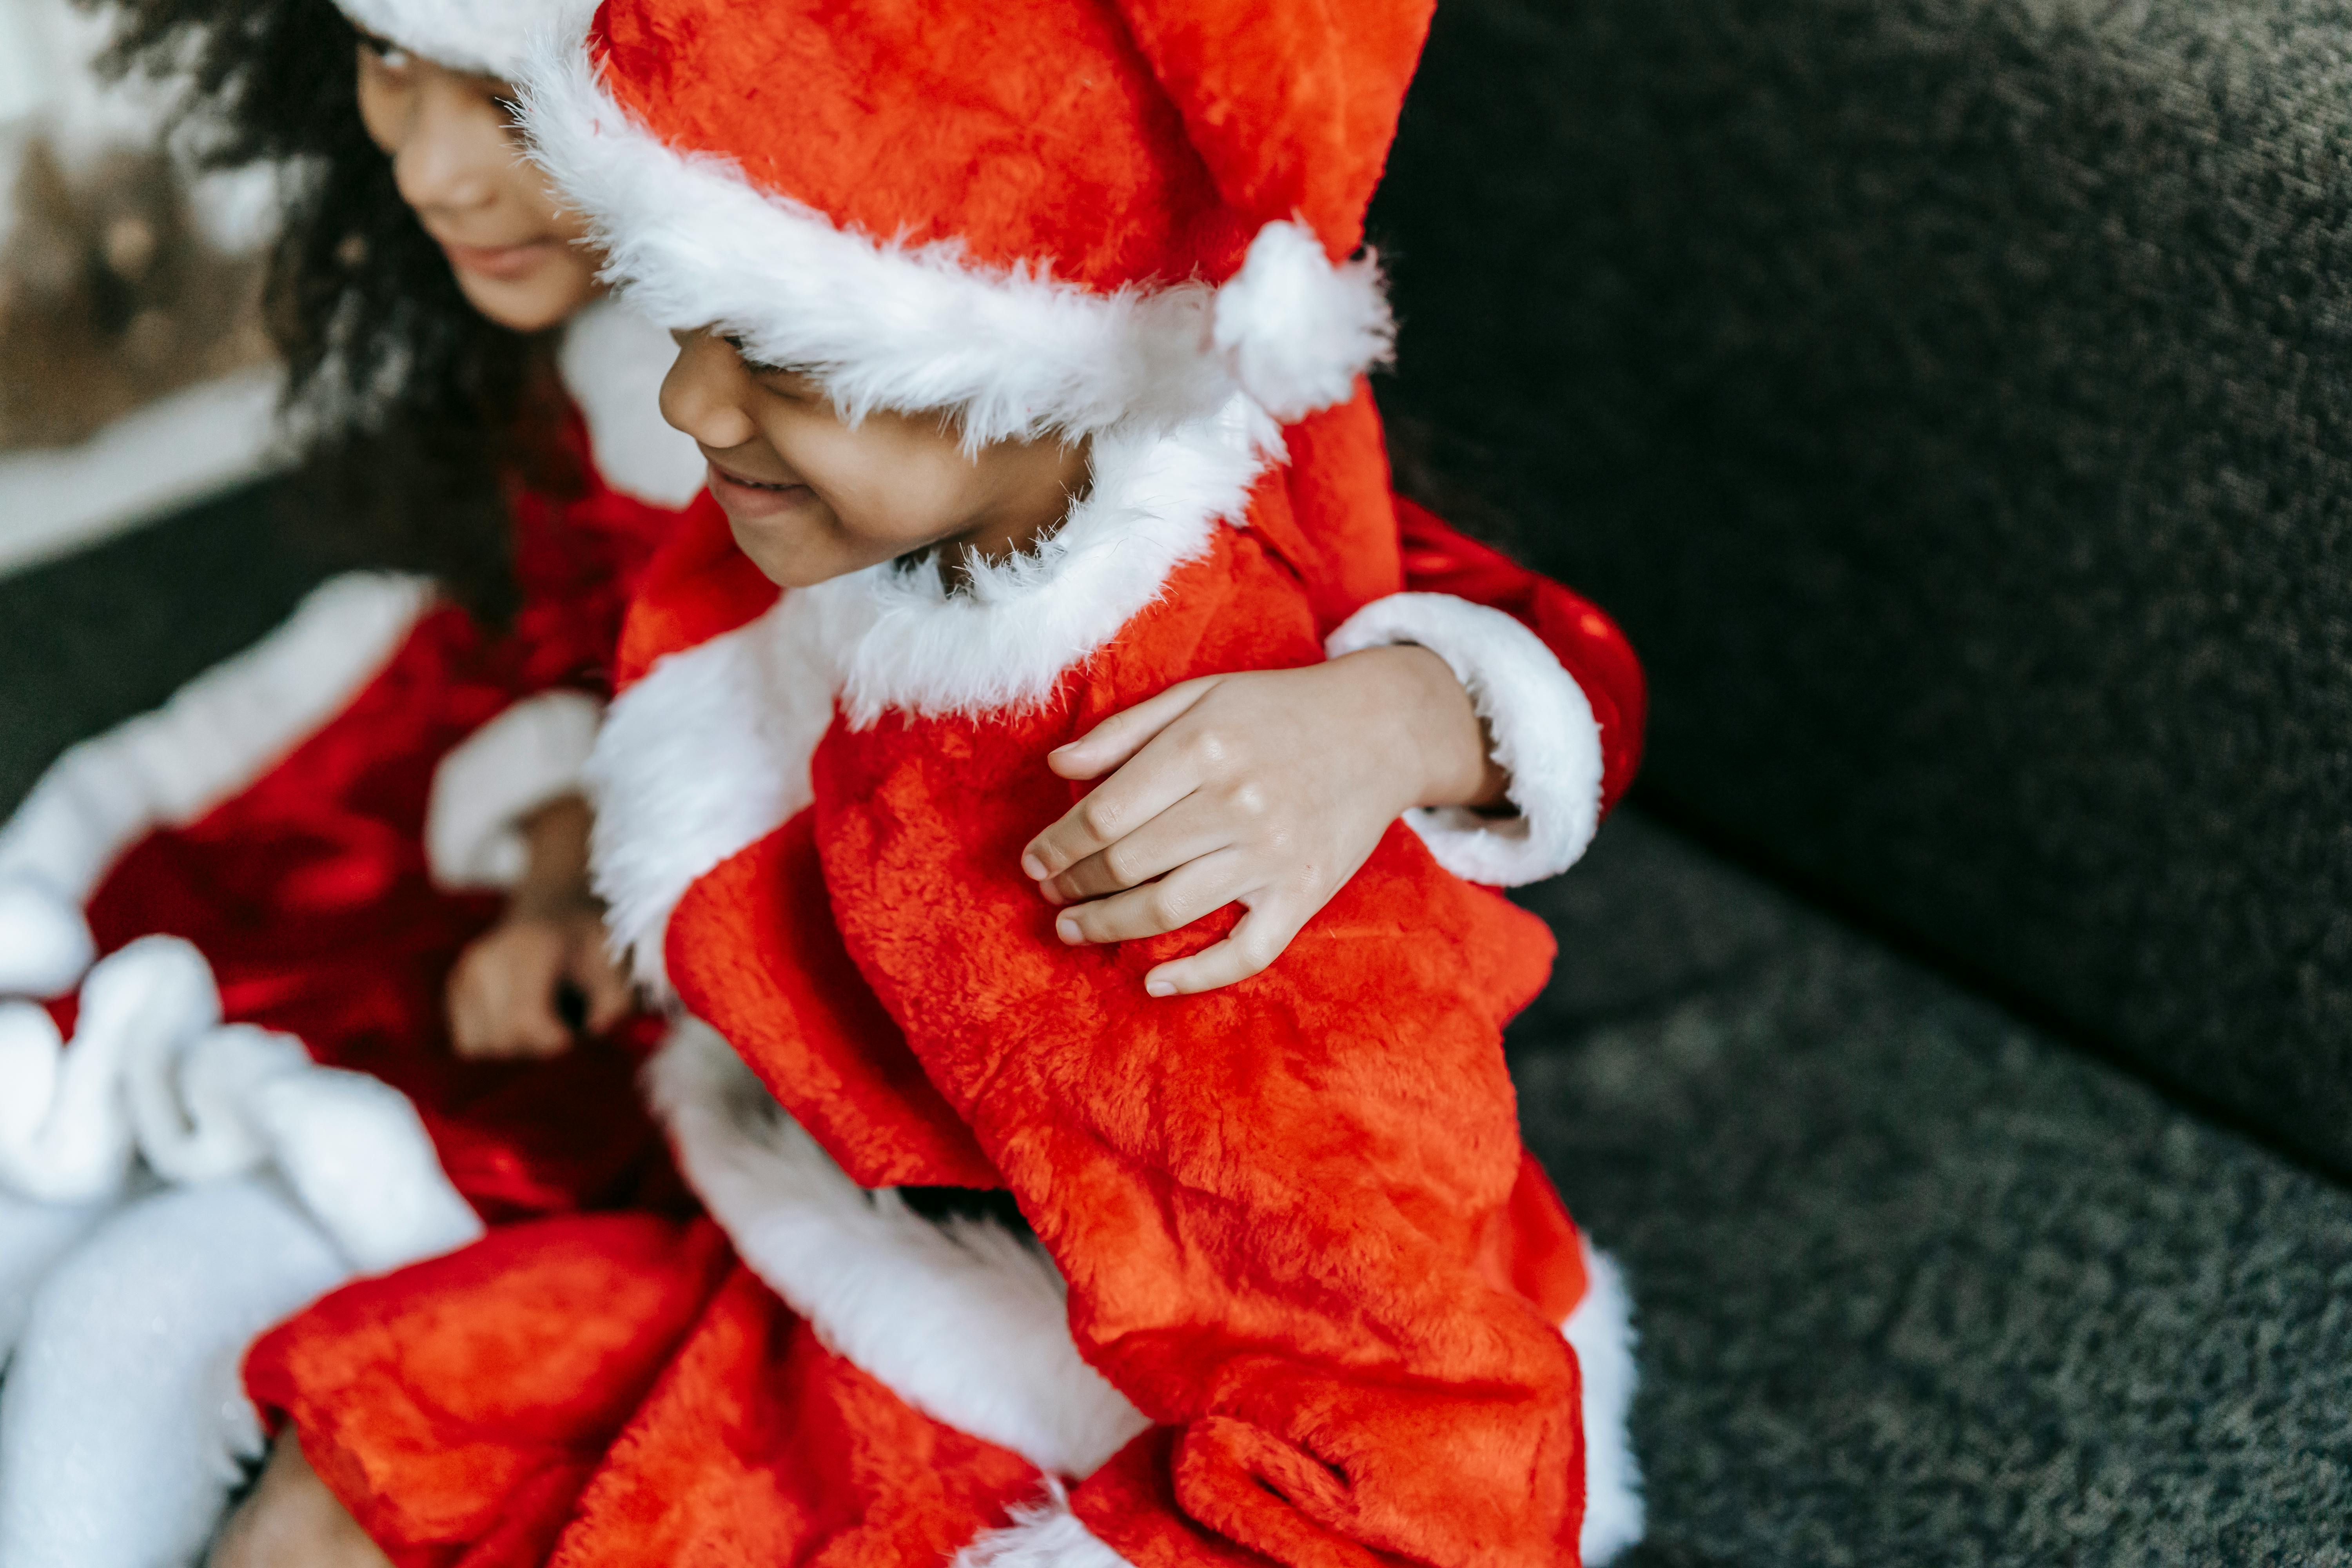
86, 0, 581, 615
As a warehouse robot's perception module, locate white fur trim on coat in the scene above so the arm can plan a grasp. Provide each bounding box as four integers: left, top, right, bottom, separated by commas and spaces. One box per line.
1566, 1242, 1646, 1565
586, 405, 1271, 982
425, 690, 604, 891
1328, 593, 1605, 887
806, 399, 1275, 727
330, 0, 590, 78
648, 1023, 1151, 1479
518, 35, 1383, 443
953, 1485, 1133, 1568
0, 881, 94, 1004
585, 597, 828, 990
0, 572, 433, 996
558, 296, 709, 508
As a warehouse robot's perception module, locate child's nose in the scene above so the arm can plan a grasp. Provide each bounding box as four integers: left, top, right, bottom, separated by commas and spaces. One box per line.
390, 76, 506, 218
659, 332, 763, 449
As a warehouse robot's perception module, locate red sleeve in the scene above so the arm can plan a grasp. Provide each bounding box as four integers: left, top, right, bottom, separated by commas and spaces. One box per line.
816, 527, 1584, 1568
1394, 498, 1648, 814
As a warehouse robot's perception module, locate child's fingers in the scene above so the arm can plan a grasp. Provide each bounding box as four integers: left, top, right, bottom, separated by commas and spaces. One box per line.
569, 933, 637, 1035
449, 928, 572, 1059
1024, 728, 1211, 881
1044, 792, 1234, 903
1142, 902, 1305, 996
1044, 677, 1221, 782
1051, 850, 1250, 947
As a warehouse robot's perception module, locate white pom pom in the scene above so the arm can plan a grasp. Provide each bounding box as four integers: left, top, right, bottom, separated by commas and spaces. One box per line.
1210, 220, 1394, 423
0, 880, 95, 1000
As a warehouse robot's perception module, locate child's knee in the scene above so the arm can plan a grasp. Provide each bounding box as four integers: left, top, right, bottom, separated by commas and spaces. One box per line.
207, 1436, 390, 1568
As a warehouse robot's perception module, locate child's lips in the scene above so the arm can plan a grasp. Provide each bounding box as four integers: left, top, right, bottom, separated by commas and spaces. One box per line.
705, 459, 813, 517
438, 238, 562, 281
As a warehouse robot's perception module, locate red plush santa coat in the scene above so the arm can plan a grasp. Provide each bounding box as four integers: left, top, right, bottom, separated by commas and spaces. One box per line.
249, 393, 1648, 1568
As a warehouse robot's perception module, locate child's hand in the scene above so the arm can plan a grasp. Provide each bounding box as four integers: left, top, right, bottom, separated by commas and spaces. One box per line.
446, 901, 632, 1060
445, 794, 632, 1059
1021, 645, 1507, 996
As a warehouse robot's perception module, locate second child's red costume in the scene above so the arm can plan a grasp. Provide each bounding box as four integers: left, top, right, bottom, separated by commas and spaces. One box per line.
241, 1, 1652, 1566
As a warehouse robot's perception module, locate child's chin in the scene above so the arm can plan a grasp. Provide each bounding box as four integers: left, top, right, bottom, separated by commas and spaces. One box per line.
724, 523, 838, 590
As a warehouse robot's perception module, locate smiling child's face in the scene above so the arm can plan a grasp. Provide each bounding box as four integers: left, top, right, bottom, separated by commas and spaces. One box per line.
353, 36, 603, 333
659, 329, 1094, 589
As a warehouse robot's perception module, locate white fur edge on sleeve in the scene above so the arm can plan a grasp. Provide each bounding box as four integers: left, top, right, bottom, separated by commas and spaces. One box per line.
1327, 592, 1604, 887
424, 690, 605, 891
953, 1483, 1133, 1568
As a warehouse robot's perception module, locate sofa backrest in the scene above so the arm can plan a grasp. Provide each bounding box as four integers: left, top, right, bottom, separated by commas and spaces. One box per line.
1373, 0, 2352, 1173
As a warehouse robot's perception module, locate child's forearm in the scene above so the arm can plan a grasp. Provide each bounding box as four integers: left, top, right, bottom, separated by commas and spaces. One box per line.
510, 794, 598, 915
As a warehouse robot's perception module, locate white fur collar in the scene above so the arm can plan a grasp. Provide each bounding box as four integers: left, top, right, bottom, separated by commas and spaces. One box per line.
557, 297, 708, 509
804, 399, 1279, 728
585, 402, 1277, 984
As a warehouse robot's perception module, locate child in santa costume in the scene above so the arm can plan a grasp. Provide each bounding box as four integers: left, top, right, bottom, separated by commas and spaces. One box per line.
0, 5, 707, 1563
3, 2, 1638, 1562
211, 2, 1649, 1565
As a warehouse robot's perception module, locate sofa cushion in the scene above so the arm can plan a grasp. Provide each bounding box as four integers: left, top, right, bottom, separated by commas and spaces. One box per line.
1372, 0, 2352, 1174
1521, 814, 2352, 1566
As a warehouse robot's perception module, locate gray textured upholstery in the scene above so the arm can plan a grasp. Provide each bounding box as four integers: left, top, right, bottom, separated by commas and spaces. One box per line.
1521, 816, 2352, 1565
0, 479, 329, 812
1371, 0, 2352, 1175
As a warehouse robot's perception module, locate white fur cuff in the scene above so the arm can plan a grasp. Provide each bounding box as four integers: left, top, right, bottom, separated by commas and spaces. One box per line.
1327, 593, 1605, 887
425, 691, 605, 891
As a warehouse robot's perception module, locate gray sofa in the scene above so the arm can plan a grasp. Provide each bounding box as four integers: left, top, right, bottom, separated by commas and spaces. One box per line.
1366, 0, 2352, 1559
7, 0, 2350, 1559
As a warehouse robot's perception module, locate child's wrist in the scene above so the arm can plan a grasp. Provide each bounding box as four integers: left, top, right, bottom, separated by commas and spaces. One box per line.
1359, 644, 1510, 814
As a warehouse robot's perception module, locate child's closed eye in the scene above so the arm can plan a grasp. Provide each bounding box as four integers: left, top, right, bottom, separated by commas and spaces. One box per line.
722, 336, 821, 391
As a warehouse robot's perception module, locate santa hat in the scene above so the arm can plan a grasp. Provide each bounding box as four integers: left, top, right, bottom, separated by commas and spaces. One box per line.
330, 0, 588, 80
520, 0, 1434, 445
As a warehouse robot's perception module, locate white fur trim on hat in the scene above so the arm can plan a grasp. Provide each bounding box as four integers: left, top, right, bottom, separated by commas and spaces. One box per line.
1328, 593, 1606, 887
648, 1022, 1152, 1479
332, 0, 591, 79
425, 690, 605, 891
519, 35, 1384, 443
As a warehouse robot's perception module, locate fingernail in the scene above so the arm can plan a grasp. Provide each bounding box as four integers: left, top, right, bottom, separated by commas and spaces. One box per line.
1022, 853, 1049, 880
1145, 977, 1176, 998
1056, 915, 1083, 944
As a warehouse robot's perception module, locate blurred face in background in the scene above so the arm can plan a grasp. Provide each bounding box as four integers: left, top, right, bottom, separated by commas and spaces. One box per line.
352, 34, 602, 332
